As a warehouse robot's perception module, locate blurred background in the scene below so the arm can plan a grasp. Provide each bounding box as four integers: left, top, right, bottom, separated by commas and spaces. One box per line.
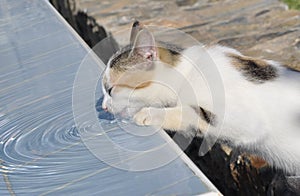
50, 0, 300, 70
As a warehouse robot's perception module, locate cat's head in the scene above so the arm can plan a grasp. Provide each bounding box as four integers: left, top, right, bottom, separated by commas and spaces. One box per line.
101, 21, 170, 116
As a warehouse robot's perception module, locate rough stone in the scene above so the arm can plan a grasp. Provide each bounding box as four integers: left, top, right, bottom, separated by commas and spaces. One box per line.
74, 0, 300, 71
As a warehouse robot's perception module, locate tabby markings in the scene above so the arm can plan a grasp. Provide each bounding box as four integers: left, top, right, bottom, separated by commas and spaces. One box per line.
228, 53, 278, 83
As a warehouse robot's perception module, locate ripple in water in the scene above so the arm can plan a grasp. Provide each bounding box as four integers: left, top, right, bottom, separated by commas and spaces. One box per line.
0, 95, 116, 195
1, 89, 173, 195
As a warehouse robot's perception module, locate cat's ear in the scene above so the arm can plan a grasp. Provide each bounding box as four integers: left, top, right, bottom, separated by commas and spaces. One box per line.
131, 29, 158, 61
130, 20, 143, 45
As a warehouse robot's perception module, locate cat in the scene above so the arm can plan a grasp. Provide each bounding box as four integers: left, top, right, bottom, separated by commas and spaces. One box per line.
101, 20, 300, 176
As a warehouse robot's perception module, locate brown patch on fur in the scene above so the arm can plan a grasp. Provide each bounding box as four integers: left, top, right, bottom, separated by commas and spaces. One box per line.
109, 70, 154, 89
116, 81, 152, 90
248, 155, 268, 169
228, 53, 278, 83
191, 105, 216, 125
158, 47, 180, 67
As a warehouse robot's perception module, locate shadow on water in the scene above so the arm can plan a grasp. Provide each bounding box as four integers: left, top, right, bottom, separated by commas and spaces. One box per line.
95, 96, 115, 121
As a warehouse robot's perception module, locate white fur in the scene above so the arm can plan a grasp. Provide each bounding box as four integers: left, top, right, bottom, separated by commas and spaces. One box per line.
102, 45, 300, 175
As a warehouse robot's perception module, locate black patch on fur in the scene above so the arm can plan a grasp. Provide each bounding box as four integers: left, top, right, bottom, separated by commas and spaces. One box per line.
191, 106, 216, 126
241, 60, 278, 82
169, 49, 180, 55
133, 20, 139, 27
230, 54, 278, 84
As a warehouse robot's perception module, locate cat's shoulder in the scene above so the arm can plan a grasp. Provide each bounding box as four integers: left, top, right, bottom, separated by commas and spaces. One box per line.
185, 44, 298, 83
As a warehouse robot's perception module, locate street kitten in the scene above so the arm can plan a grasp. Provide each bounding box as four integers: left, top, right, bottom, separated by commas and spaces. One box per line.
101, 21, 300, 175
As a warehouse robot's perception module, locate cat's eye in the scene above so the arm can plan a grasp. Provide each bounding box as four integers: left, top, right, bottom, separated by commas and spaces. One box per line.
107, 87, 113, 96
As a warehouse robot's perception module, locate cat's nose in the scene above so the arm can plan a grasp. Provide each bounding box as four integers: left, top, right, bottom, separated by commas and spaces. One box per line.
102, 105, 108, 112
102, 97, 108, 111
102, 101, 108, 111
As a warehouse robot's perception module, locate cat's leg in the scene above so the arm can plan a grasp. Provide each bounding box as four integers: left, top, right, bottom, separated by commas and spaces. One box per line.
133, 106, 209, 132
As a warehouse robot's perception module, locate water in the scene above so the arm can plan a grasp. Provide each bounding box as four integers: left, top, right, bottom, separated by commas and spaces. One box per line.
0, 0, 217, 195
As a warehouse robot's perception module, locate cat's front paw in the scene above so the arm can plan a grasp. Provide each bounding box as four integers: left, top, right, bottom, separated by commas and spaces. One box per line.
133, 107, 152, 126
133, 107, 164, 126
